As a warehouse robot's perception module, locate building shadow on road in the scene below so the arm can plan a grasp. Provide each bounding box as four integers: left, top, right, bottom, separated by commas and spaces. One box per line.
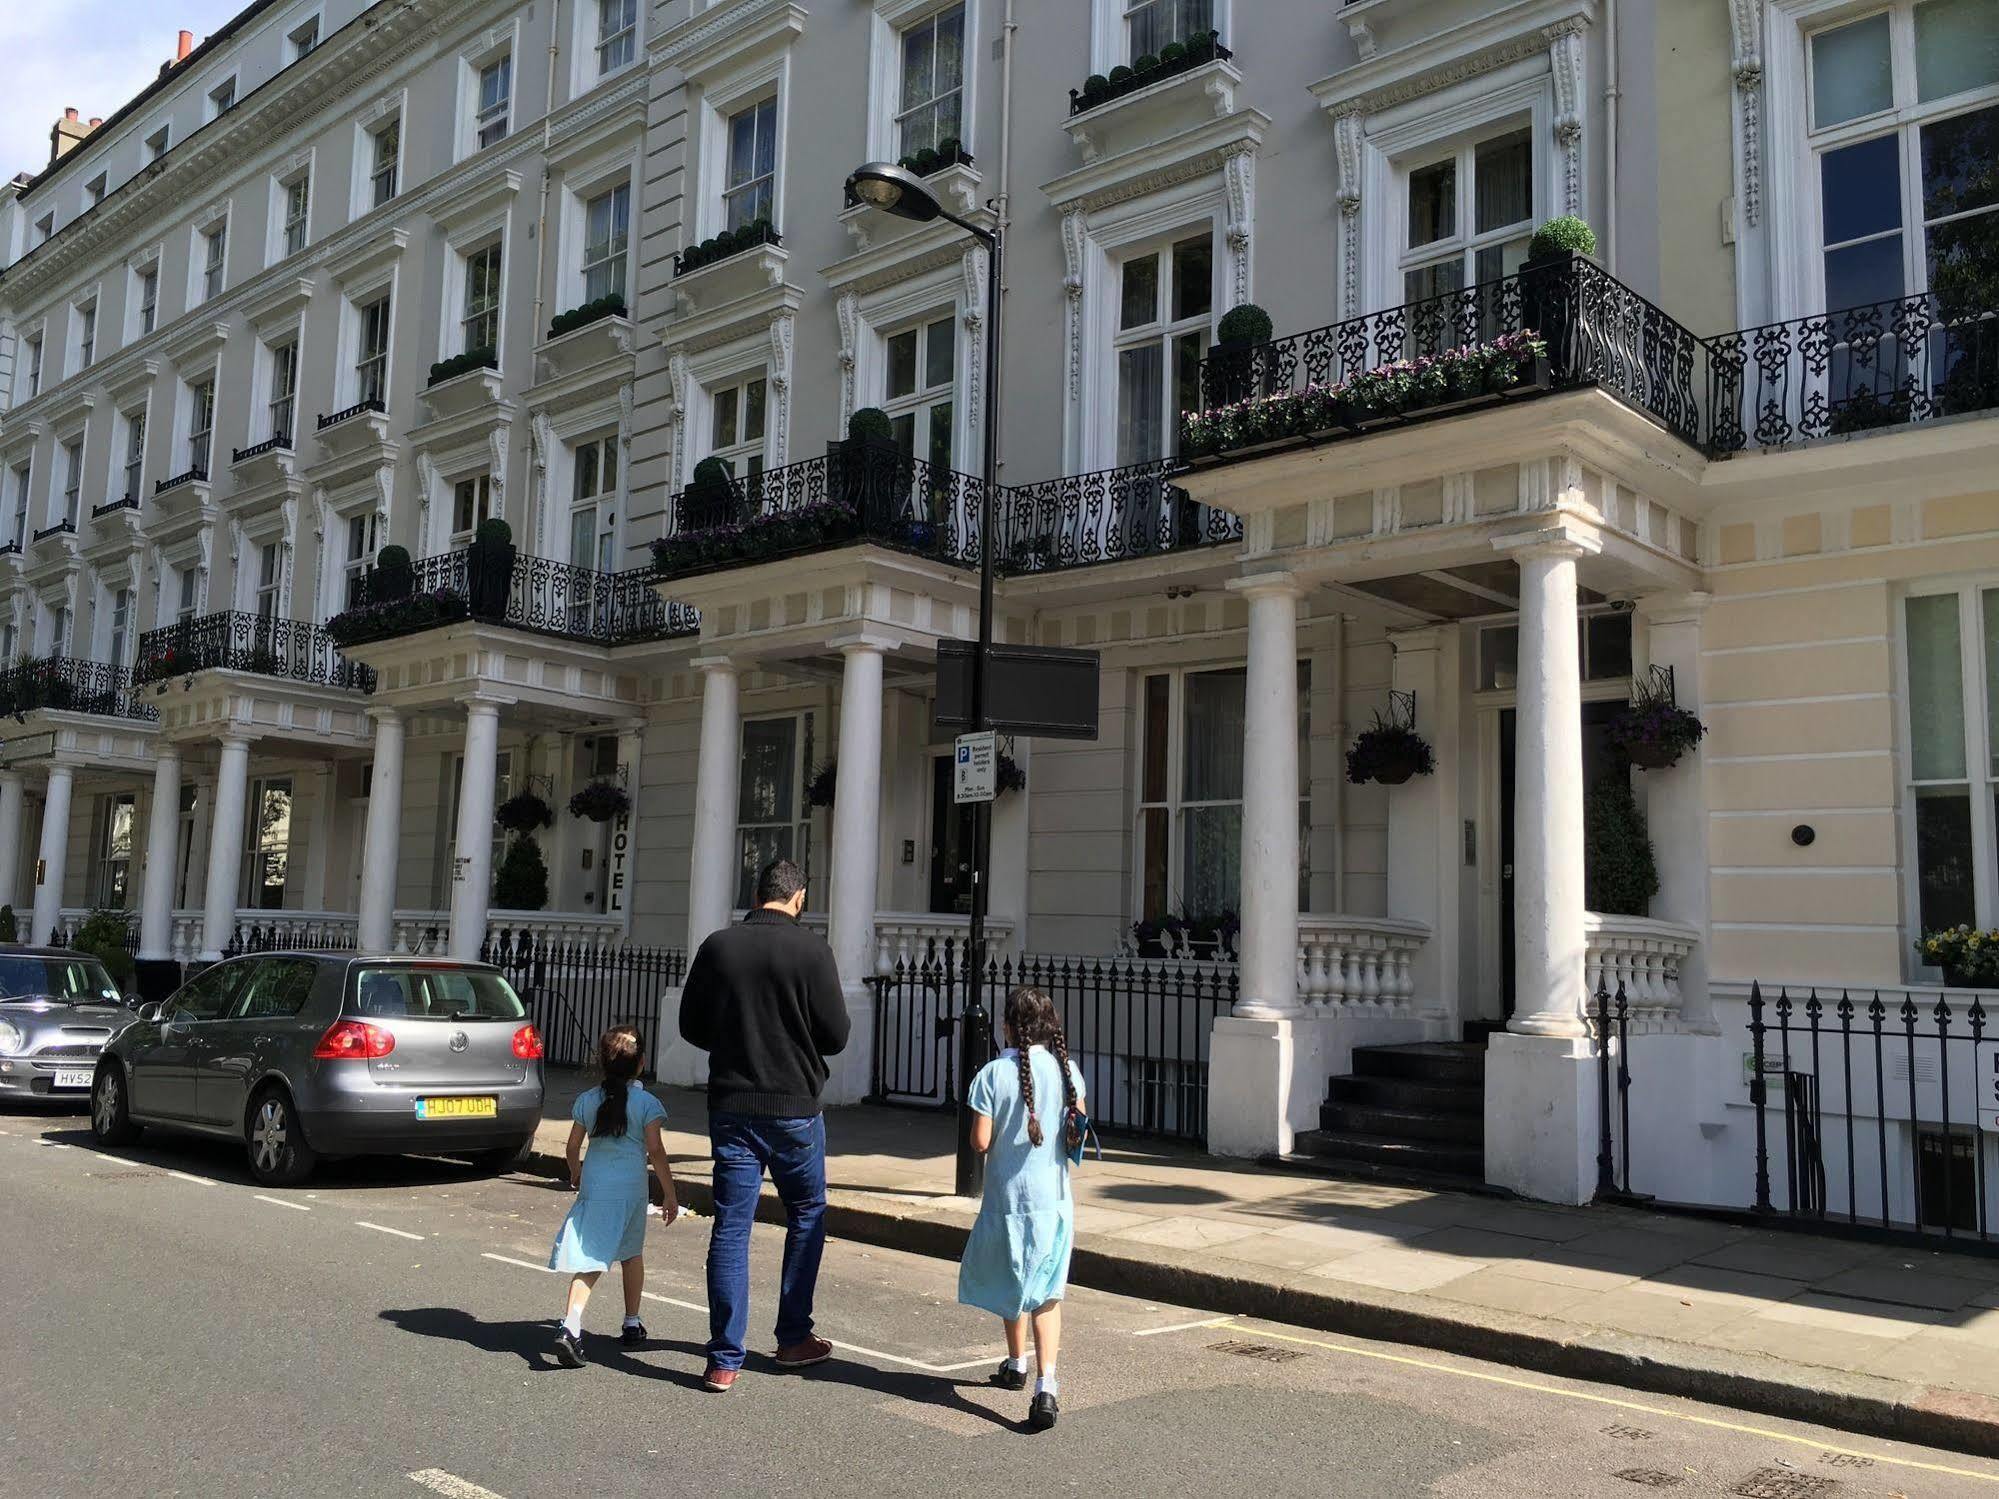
379, 1306, 709, 1391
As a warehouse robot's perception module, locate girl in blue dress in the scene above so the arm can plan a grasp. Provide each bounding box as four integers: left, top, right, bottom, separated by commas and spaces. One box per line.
549, 1025, 680, 1368
958, 986, 1086, 1432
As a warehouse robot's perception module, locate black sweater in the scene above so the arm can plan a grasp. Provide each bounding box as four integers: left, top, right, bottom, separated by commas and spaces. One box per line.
678, 908, 851, 1117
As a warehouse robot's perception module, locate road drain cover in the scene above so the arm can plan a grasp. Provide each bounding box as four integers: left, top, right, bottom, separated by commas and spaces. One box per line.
1207, 1340, 1307, 1364
1614, 1472, 1686, 1489
1732, 1470, 1837, 1498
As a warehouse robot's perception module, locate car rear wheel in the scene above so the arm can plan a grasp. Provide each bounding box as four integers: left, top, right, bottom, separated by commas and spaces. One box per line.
246, 1087, 317, 1186
90, 1065, 141, 1146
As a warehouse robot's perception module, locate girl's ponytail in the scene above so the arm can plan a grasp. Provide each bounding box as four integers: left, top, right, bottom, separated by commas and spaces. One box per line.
592, 1025, 644, 1138
1052, 1021, 1081, 1154
1016, 1043, 1042, 1148
1003, 986, 1062, 1149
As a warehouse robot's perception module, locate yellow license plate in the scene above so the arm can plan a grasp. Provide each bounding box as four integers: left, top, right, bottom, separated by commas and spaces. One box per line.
416, 1095, 497, 1120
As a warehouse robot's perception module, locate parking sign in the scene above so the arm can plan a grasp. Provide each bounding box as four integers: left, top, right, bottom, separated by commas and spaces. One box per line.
954, 731, 998, 804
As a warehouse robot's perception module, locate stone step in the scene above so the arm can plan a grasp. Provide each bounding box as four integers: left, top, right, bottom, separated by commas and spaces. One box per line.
1351, 1042, 1487, 1085
1325, 1073, 1483, 1115
1320, 1100, 1484, 1145
1292, 1128, 1485, 1180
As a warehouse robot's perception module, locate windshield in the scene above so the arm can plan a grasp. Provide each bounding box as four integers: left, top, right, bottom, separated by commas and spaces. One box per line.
351, 967, 526, 1021
0, 956, 121, 1005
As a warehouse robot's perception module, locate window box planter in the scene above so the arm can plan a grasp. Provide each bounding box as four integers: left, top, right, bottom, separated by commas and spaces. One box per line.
546, 293, 627, 341
1071, 33, 1229, 114
427, 347, 499, 389
674, 218, 780, 278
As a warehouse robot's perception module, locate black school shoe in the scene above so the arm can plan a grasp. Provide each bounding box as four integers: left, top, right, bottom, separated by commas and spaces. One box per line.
553, 1328, 588, 1368
1027, 1391, 1059, 1431
621, 1320, 648, 1349
990, 1360, 1027, 1391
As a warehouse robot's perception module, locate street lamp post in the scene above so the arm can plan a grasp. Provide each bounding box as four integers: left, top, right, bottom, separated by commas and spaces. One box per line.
846, 163, 1002, 1197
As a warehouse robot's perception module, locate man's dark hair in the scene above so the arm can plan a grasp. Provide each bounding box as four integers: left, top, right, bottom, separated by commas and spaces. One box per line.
755, 858, 807, 908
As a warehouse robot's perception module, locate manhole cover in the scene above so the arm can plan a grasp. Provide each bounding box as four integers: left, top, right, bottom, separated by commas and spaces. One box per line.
1614, 1471, 1686, 1489
1733, 1470, 1837, 1499
1207, 1340, 1308, 1364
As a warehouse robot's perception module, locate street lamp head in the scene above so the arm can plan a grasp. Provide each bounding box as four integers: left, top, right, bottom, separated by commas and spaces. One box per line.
845, 161, 941, 223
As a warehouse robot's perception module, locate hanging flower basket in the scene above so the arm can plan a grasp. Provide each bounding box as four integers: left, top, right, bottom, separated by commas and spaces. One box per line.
496, 791, 554, 833
996, 752, 1026, 796
1346, 711, 1435, 786
567, 780, 630, 823
1608, 670, 1707, 771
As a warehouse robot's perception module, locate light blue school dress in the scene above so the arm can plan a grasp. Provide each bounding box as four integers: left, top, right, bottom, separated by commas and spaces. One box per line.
548, 1083, 666, 1274
958, 1047, 1087, 1319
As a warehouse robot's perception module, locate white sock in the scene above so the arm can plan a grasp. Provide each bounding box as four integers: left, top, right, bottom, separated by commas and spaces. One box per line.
1003, 1355, 1028, 1374
561, 1311, 582, 1337
1037, 1372, 1058, 1397
623, 1314, 643, 1329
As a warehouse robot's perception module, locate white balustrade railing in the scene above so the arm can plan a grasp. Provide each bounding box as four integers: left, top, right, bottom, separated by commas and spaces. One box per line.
1584, 911, 1699, 1032
871, 912, 1015, 976
1295, 915, 1429, 1013
390, 908, 625, 954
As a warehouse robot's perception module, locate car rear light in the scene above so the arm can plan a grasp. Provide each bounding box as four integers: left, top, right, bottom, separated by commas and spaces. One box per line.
314, 1019, 395, 1060
512, 1024, 544, 1061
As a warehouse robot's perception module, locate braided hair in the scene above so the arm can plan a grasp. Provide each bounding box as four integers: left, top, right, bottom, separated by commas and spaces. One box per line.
592, 1025, 645, 1138
1003, 986, 1078, 1150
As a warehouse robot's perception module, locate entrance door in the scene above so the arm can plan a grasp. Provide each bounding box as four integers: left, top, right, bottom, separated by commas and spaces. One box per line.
929, 758, 978, 915
1499, 699, 1624, 1018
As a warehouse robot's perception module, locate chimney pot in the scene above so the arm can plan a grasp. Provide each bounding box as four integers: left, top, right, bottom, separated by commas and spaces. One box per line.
64, 108, 79, 122
177, 29, 195, 61
88, 118, 102, 129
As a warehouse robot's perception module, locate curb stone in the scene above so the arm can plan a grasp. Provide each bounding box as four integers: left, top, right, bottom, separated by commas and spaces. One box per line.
517, 1136, 1999, 1460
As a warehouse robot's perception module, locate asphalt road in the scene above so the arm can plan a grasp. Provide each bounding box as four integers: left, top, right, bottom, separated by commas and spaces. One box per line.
5, 1101, 1999, 1499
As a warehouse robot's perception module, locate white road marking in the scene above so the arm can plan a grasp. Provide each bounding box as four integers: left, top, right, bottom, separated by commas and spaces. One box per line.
1134, 1315, 1233, 1337
408, 1470, 510, 1499
38, 1139, 69, 1149
357, 1220, 426, 1241
255, 1194, 310, 1212
482, 1252, 556, 1273
166, 1170, 214, 1186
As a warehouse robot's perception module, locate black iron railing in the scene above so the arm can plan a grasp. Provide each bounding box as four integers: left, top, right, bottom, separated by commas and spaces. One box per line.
155, 468, 206, 495
134, 612, 376, 692
1000, 458, 1241, 573
316, 398, 386, 432
1746, 982, 1993, 1246
0, 656, 156, 721
91, 498, 139, 520
656, 441, 993, 579
483, 929, 687, 1070
870, 942, 1237, 1142
233, 435, 292, 464
1708, 292, 1999, 450
338, 547, 695, 649
32, 520, 76, 542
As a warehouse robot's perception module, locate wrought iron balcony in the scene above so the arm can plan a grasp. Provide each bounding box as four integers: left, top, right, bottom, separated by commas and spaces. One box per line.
999, 458, 1240, 574
332, 547, 695, 650
134, 612, 375, 693
233, 435, 292, 464
1708, 289, 1999, 450
32, 519, 76, 543
656, 442, 993, 580
316, 397, 386, 432
0, 655, 156, 722
91, 497, 140, 520
155, 468, 207, 495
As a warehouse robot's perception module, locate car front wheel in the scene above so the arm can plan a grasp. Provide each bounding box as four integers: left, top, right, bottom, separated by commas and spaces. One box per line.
91, 1065, 141, 1146
246, 1087, 317, 1186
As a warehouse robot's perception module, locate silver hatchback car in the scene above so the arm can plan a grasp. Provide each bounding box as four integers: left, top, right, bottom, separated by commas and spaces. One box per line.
0, 947, 139, 1104
91, 952, 545, 1186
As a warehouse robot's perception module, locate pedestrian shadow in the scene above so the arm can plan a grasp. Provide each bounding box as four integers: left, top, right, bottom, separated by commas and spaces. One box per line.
800, 1355, 1025, 1434
378, 1306, 708, 1390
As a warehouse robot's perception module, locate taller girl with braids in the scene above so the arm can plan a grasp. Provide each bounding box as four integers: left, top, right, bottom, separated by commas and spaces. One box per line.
958, 985, 1087, 1432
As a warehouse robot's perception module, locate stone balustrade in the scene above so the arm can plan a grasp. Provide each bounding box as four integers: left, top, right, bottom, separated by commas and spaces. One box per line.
392, 908, 625, 954
1294, 915, 1430, 1012
1583, 911, 1700, 1033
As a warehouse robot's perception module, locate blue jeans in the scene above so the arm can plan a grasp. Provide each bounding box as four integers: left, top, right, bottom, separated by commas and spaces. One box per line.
705, 1111, 828, 1370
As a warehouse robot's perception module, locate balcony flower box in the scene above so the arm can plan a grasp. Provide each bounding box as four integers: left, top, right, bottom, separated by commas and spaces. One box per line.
325, 588, 470, 648
546, 293, 626, 341
1072, 32, 1228, 114
133, 645, 195, 686
674, 218, 780, 278
427, 347, 499, 389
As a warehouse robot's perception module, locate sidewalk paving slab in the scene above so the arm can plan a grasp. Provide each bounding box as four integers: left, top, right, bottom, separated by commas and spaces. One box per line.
528, 1071, 1999, 1458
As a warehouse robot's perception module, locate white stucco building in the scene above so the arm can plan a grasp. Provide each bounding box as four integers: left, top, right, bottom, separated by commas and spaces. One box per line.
1, 0, 1995, 1219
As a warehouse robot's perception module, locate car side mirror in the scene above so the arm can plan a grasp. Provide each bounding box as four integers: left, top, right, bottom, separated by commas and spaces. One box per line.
138, 1003, 164, 1024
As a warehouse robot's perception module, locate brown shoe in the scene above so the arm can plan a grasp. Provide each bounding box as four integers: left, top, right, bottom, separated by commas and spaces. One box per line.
774, 1336, 833, 1369
702, 1366, 738, 1392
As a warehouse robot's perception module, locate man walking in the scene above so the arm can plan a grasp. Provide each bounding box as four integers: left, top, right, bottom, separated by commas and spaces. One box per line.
678, 858, 850, 1392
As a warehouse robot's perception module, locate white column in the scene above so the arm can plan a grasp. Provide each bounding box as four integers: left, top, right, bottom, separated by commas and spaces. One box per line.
1639, 593, 1715, 1032
300, 764, 334, 912
1502, 529, 1595, 1038
827, 638, 887, 989
199, 735, 253, 960
138, 747, 182, 962
184, 775, 215, 920
30, 764, 75, 945
448, 699, 504, 960
357, 709, 405, 952
1210, 574, 1306, 1159
0, 771, 26, 913
684, 659, 741, 954
1485, 520, 1602, 1205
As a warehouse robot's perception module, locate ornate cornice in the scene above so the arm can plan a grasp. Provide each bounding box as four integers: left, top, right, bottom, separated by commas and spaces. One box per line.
1042, 110, 1271, 217
653, 0, 806, 81
1729, 0, 1766, 227
1310, 0, 1595, 117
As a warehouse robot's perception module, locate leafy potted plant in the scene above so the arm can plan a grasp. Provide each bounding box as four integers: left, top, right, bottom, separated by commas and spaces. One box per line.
834, 406, 898, 527
805, 761, 837, 810
1208, 302, 1274, 409
682, 456, 740, 531
568, 779, 630, 823
496, 790, 554, 833
492, 835, 550, 912
1519, 215, 1596, 373
996, 752, 1026, 796
1916, 926, 1999, 988
467, 516, 516, 622
1607, 673, 1706, 770
373, 544, 413, 603
1583, 772, 1659, 917
1345, 710, 1435, 786
71, 908, 136, 991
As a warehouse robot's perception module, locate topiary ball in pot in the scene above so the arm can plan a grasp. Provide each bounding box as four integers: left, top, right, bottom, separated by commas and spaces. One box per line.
1108, 64, 1133, 87
492, 834, 551, 912
1133, 52, 1160, 73
475, 517, 513, 549
692, 456, 733, 491
1216, 302, 1274, 349
848, 406, 894, 445
1082, 73, 1111, 102
1527, 214, 1597, 262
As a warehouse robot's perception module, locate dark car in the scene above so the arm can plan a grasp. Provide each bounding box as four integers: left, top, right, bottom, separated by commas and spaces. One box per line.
0, 946, 139, 1106
91, 952, 545, 1186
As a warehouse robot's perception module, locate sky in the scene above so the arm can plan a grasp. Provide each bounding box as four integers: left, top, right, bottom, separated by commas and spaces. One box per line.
0, 1, 250, 182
